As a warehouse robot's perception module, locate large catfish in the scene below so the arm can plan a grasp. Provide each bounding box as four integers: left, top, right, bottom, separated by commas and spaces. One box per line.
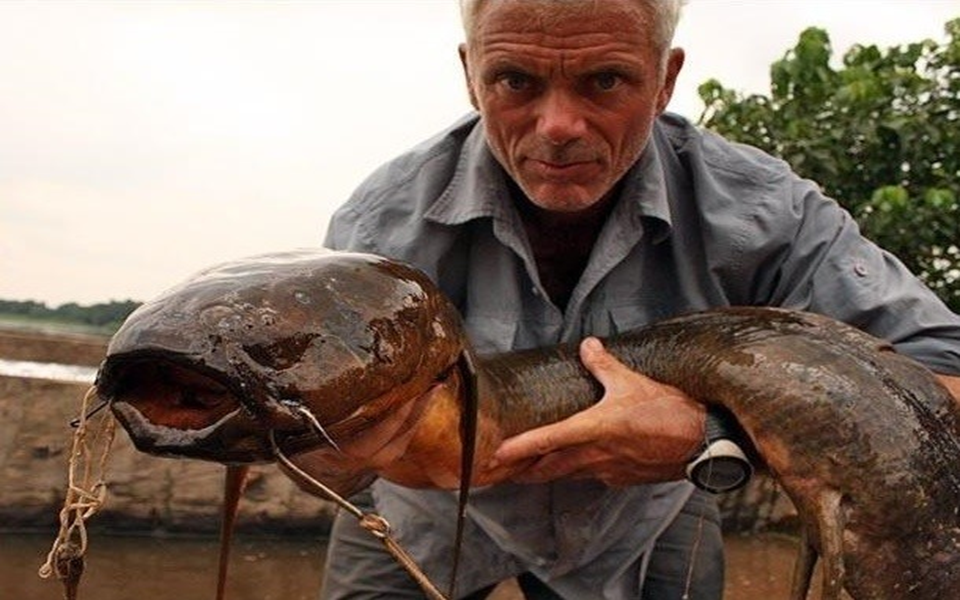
95, 249, 960, 600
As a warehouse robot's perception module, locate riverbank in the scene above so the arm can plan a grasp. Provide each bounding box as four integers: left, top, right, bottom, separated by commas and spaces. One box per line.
0, 325, 108, 366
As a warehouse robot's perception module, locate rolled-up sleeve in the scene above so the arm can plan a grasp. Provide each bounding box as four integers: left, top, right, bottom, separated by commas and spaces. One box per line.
771, 178, 960, 374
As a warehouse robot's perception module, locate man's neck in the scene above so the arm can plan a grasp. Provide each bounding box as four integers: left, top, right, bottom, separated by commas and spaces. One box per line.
513, 184, 619, 310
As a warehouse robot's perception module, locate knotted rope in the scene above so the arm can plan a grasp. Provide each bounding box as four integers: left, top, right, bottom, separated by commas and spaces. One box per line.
39, 385, 116, 598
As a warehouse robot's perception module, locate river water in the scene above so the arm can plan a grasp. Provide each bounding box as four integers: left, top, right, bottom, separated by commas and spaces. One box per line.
0, 358, 97, 384
3, 530, 815, 600
5, 533, 325, 600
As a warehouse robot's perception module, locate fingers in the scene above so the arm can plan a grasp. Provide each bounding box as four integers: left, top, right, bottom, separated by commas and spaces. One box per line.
490, 420, 613, 484
488, 337, 703, 487
490, 409, 596, 469
489, 337, 647, 478
503, 448, 596, 484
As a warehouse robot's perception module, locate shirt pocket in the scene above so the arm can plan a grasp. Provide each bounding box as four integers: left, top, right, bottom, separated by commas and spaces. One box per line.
601, 302, 710, 339
600, 305, 654, 337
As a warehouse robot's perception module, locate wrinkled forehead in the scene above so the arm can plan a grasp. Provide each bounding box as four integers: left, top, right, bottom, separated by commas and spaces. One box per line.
465, 0, 664, 68
475, 0, 650, 38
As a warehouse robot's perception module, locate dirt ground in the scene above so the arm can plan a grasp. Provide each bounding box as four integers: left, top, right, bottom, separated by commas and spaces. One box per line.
0, 326, 108, 366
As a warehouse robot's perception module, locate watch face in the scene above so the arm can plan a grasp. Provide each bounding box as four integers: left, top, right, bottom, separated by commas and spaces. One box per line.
686, 439, 753, 493
690, 456, 751, 493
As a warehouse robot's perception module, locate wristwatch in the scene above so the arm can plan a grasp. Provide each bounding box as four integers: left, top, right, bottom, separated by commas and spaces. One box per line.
685, 406, 753, 493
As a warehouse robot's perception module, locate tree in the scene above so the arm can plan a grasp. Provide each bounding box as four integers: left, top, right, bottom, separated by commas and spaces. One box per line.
698, 19, 960, 312
0, 298, 141, 332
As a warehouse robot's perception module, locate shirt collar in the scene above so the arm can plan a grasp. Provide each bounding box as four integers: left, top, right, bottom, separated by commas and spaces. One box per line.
425, 116, 510, 225
616, 132, 672, 244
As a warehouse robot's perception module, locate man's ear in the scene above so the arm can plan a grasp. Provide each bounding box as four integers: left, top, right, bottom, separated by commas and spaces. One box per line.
656, 47, 685, 114
459, 43, 480, 110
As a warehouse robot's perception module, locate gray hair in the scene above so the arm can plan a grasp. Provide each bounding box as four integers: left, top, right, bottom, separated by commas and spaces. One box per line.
458, 0, 685, 55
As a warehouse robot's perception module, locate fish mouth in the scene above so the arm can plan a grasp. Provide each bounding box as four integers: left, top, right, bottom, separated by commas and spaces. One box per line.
101, 357, 289, 464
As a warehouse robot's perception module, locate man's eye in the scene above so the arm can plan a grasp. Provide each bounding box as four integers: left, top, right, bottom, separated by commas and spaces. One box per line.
593, 72, 623, 91
498, 72, 533, 92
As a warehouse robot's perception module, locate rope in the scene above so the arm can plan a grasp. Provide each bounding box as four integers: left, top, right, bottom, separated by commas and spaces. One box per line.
271, 431, 449, 600
38, 385, 116, 591
35, 389, 447, 599
359, 513, 449, 600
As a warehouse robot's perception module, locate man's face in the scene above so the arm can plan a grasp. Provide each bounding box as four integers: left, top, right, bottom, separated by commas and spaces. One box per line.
460, 0, 683, 213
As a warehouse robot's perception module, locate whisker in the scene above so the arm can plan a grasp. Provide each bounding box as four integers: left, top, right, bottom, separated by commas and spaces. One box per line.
69, 398, 108, 428
269, 430, 360, 518
295, 406, 342, 452
268, 431, 449, 600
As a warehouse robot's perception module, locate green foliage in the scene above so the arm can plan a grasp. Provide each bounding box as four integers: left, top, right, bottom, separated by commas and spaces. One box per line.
698, 19, 960, 312
0, 298, 140, 332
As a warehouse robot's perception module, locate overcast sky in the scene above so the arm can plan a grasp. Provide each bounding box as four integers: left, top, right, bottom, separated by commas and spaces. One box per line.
2, 0, 957, 306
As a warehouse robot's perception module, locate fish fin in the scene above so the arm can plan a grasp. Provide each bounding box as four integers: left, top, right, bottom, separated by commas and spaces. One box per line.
789, 525, 818, 600
217, 465, 249, 600
449, 349, 479, 598
815, 489, 846, 600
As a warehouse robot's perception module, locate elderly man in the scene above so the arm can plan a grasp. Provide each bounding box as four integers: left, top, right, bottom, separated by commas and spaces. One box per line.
321, 0, 960, 598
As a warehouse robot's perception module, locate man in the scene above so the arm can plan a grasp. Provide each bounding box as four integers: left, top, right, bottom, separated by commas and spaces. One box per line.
322, 0, 960, 598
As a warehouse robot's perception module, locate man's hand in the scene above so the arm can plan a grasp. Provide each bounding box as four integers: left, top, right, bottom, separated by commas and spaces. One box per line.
489, 337, 707, 486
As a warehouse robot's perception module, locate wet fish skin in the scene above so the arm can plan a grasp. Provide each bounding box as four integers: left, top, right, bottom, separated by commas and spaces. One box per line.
97, 250, 960, 600
598, 309, 960, 599
438, 308, 960, 598
100, 250, 465, 467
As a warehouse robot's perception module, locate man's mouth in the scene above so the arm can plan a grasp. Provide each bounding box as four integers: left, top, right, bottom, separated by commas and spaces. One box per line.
526, 157, 598, 179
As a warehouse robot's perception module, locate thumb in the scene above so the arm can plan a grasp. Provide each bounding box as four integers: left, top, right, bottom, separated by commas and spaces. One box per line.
579, 337, 636, 393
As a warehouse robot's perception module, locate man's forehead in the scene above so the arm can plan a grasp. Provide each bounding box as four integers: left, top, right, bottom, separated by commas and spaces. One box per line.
471, 0, 654, 52
473, 0, 651, 38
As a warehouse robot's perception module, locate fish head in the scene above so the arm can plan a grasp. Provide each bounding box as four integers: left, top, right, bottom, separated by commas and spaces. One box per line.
97, 249, 467, 481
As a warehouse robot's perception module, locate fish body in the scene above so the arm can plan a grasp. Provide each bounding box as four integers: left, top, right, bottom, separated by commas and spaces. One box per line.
599, 309, 960, 599
97, 249, 960, 599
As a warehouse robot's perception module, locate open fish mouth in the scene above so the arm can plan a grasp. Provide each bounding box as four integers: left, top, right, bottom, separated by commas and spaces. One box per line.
94, 249, 471, 471
102, 355, 315, 464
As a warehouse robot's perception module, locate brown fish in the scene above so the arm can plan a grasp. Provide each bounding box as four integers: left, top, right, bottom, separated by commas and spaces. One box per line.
96, 249, 960, 600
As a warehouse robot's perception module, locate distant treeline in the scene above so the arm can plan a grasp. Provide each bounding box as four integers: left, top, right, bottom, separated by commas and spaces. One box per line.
0, 299, 142, 332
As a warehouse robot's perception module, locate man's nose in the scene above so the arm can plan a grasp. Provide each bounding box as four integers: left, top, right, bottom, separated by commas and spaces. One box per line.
535, 89, 587, 146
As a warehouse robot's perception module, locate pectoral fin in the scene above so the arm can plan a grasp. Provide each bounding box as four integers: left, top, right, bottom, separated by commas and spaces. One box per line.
790, 525, 817, 600
797, 489, 846, 600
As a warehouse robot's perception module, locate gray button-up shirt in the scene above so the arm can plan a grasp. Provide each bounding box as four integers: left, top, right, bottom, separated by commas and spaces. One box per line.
324, 112, 960, 596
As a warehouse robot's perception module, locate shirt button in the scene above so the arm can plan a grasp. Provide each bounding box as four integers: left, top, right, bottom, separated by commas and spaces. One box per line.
854, 262, 869, 277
